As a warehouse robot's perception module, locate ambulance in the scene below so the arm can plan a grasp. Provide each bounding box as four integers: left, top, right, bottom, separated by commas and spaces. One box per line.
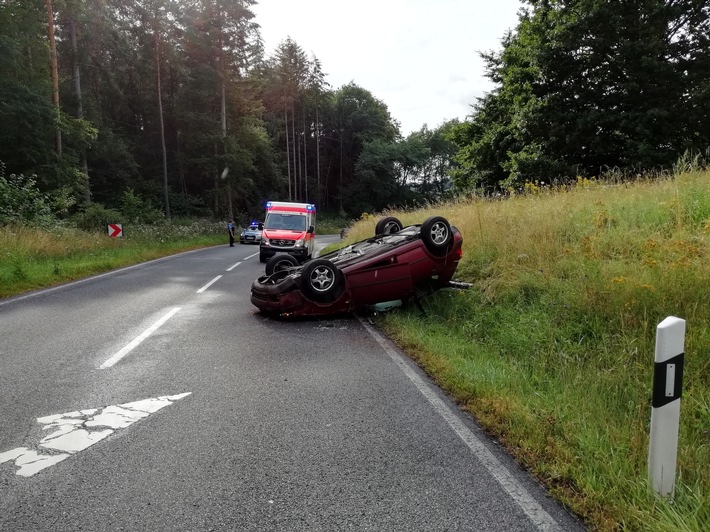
259, 201, 316, 263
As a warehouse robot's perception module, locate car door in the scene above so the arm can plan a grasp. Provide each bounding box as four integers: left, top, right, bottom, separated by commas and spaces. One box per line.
346, 258, 414, 305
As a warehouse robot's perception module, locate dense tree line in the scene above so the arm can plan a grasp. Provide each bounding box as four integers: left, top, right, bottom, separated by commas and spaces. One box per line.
451, 0, 710, 191
2, 0, 709, 226
0, 0, 451, 223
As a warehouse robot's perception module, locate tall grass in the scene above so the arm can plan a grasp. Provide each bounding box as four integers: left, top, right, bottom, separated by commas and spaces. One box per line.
0, 220, 224, 298
351, 172, 710, 531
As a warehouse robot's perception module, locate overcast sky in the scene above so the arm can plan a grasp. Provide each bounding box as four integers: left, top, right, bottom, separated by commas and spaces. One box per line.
252, 0, 523, 136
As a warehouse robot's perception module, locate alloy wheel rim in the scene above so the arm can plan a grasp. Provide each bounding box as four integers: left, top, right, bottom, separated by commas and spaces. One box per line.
430, 222, 449, 245
310, 266, 334, 291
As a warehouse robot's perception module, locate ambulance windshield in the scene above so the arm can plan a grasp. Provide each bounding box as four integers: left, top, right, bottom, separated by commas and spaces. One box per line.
264, 213, 307, 231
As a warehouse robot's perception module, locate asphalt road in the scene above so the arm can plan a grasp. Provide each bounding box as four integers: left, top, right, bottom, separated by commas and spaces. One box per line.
0, 236, 585, 531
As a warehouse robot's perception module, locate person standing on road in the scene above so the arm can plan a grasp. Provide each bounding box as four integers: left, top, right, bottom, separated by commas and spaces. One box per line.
228, 220, 236, 247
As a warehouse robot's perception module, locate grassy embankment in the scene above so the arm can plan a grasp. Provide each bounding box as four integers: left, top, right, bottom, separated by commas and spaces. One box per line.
341, 172, 709, 531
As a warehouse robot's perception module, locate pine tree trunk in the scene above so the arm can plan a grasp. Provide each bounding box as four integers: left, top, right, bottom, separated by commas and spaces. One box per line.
218, 6, 232, 221
296, 106, 302, 200
302, 109, 308, 202
46, 0, 62, 156
291, 105, 297, 200
284, 105, 291, 200
315, 106, 321, 207
154, 14, 170, 221
69, 8, 90, 203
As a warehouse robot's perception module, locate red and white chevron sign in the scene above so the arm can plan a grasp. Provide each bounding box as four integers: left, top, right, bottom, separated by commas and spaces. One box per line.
108, 223, 123, 237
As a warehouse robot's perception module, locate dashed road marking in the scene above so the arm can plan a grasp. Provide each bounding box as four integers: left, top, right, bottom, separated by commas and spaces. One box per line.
100, 308, 181, 369
197, 275, 222, 293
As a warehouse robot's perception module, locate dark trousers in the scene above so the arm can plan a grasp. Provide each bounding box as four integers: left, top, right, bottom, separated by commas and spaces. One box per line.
229, 232, 235, 246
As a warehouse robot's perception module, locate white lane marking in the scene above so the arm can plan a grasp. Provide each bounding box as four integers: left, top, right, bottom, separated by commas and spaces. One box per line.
243, 252, 259, 260
0, 394, 191, 477
197, 275, 222, 293
359, 318, 564, 532
226, 261, 242, 272
100, 308, 181, 369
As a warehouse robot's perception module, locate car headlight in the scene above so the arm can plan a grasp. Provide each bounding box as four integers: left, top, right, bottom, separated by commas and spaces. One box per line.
294, 238, 305, 248
262, 238, 270, 246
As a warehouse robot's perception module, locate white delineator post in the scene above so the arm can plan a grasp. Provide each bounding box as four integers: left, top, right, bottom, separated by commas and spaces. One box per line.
648, 316, 686, 497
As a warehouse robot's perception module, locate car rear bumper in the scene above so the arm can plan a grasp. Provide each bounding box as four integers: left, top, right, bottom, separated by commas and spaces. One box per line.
250, 275, 350, 317
250, 276, 302, 312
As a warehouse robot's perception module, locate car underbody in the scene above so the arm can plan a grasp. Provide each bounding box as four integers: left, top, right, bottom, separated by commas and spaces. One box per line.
251, 216, 463, 318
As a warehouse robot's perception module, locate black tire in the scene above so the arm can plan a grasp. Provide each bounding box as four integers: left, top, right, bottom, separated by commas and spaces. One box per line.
420, 216, 452, 256
300, 259, 345, 303
375, 216, 403, 236
265, 253, 299, 275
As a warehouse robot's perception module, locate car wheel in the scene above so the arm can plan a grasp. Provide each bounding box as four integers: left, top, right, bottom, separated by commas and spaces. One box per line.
375, 216, 403, 236
301, 259, 345, 303
421, 216, 452, 256
265, 254, 299, 275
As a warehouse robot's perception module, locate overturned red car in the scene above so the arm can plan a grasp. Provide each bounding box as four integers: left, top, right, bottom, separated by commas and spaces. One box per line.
250, 215, 463, 317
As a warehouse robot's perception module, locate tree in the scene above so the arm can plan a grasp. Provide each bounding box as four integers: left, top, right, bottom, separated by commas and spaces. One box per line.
327, 83, 399, 211
400, 122, 459, 202
266, 38, 310, 200
453, 0, 710, 191
3, 0, 439, 221
45, 0, 62, 155
305, 55, 329, 206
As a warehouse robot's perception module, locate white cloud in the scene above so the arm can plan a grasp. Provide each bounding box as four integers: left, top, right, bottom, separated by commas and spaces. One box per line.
253, 0, 521, 134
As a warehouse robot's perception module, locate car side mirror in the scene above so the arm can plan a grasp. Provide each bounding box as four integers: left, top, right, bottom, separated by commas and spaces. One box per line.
308, 225, 314, 234
258, 223, 263, 230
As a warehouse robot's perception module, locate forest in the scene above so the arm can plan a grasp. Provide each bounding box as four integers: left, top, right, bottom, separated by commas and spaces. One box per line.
1, 0, 709, 226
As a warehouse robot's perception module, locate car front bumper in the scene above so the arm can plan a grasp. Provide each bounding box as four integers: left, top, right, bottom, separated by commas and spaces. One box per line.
259, 247, 309, 261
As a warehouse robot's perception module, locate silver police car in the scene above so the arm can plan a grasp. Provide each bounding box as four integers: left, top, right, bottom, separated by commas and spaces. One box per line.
239, 221, 263, 244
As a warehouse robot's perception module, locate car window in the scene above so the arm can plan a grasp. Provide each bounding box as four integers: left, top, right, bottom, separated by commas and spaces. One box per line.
282, 215, 306, 230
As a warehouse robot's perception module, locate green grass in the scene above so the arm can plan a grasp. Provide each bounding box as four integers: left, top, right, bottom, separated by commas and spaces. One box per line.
0, 220, 225, 298
339, 172, 710, 531
316, 213, 349, 235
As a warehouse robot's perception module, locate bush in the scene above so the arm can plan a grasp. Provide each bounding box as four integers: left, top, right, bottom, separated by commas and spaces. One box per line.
168, 191, 213, 218
0, 162, 54, 227
121, 188, 164, 224
71, 203, 123, 232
